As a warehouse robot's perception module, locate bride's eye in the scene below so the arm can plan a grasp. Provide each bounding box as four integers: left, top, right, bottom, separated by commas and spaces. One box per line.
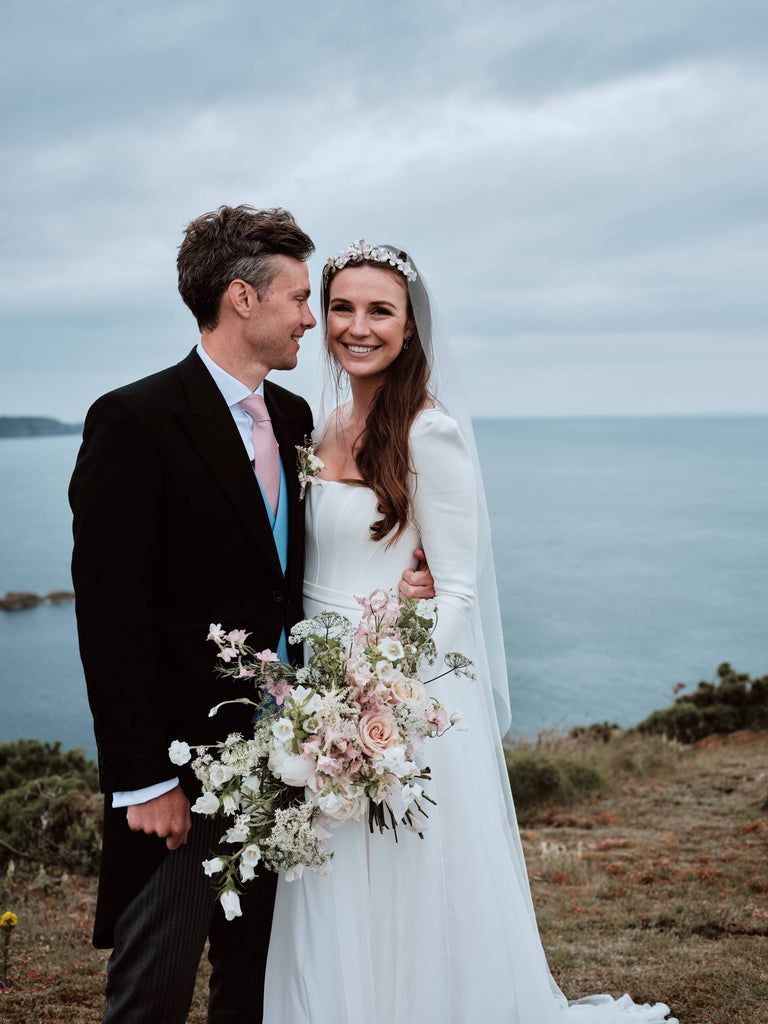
330, 302, 352, 313
372, 306, 392, 316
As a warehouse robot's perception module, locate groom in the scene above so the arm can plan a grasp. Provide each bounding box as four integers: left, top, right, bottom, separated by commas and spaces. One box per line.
70, 206, 318, 1021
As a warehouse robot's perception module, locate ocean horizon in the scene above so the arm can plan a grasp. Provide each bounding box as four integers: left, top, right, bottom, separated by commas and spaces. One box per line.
1, 415, 767, 760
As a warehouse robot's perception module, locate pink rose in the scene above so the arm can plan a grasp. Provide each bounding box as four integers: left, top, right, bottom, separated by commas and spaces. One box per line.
358, 710, 400, 757
389, 677, 427, 704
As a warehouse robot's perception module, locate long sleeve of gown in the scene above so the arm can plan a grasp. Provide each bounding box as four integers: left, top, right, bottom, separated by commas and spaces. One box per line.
409, 409, 478, 666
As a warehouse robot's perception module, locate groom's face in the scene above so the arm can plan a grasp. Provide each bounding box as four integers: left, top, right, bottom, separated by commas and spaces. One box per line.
247, 256, 317, 371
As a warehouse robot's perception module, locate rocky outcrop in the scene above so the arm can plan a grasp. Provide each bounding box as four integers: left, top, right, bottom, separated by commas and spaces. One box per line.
0, 591, 75, 611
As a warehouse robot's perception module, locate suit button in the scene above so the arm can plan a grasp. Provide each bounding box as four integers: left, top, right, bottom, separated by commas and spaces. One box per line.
272, 591, 284, 603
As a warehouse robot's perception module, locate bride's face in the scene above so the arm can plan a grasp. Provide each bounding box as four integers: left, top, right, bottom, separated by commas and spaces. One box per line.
325, 265, 413, 385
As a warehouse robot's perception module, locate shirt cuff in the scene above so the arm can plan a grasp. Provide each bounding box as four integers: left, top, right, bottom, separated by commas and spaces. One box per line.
112, 777, 179, 808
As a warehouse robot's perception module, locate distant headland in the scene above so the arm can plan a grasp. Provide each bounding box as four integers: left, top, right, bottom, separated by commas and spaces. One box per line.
0, 416, 82, 439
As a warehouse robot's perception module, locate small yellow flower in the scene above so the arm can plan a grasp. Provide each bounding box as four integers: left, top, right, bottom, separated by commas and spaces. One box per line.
0, 912, 16, 928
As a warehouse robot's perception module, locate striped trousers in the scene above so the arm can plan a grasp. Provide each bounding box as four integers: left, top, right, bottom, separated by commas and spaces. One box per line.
103, 814, 277, 1023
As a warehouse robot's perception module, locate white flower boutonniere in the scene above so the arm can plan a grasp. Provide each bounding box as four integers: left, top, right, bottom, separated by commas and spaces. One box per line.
296, 436, 324, 499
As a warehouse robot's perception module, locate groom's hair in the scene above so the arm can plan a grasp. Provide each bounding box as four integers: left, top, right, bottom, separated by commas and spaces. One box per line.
177, 205, 315, 331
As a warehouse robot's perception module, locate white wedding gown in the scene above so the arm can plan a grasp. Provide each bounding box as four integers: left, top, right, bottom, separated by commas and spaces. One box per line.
264, 409, 677, 1024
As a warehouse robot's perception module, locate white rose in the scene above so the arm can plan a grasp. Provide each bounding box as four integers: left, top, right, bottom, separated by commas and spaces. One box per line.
376, 745, 415, 778
220, 890, 242, 921
191, 791, 219, 815
202, 856, 224, 876
317, 789, 365, 822
278, 754, 317, 788
168, 740, 191, 766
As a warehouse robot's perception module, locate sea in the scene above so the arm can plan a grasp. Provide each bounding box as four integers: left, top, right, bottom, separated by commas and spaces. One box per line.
1, 418, 767, 760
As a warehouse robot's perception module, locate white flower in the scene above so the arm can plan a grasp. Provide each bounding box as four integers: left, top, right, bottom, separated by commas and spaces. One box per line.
376, 745, 415, 778
209, 763, 235, 788
168, 740, 191, 765
239, 843, 261, 882
401, 782, 423, 809
288, 685, 323, 714
450, 710, 469, 731
241, 774, 261, 796
415, 598, 436, 621
223, 822, 250, 843
375, 660, 397, 682
191, 791, 219, 815
202, 856, 224, 876
221, 793, 240, 815
207, 623, 225, 641
220, 890, 242, 921
278, 754, 317, 788
316, 789, 365, 822
379, 637, 404, 661
271, 718, 295, 742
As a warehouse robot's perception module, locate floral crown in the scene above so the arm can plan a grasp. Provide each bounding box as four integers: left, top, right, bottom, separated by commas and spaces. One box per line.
324, 239, 418, 282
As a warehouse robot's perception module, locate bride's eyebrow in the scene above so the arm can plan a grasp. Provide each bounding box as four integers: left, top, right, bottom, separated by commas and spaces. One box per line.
330, 296, 397, 309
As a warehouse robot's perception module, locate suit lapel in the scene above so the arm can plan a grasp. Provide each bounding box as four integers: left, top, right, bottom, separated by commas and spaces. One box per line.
175, 350, 282, 575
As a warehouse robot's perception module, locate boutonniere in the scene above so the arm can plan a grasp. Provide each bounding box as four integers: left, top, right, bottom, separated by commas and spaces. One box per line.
296, 436, 324, 499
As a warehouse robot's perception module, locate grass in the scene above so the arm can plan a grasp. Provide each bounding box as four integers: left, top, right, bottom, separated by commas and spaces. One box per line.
1, 730, 766, 1022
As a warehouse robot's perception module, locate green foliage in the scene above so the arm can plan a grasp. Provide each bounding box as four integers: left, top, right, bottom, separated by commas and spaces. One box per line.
505, 751, 605, 812
0, 741, 101, 875
0, 774, 102, 874
637, 663, 768, 743
0, 739, 98, 795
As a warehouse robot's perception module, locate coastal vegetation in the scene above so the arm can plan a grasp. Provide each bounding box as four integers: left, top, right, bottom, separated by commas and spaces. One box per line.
0, 669, 766, 1020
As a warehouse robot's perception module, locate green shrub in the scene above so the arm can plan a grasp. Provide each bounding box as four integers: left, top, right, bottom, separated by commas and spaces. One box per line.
0, 739, 98, 794
0, 774, 102, 874
505, 752, 606, 812
637, 664, 768, 743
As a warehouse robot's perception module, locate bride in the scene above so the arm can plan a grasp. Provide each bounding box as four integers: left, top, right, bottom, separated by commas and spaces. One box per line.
263, 241, 677, 1024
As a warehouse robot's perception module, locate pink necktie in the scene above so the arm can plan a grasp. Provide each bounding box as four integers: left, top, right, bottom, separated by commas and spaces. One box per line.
239, 394, 280, 516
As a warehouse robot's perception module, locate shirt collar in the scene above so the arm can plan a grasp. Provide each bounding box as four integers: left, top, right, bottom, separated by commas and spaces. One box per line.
196, 341, 265, 405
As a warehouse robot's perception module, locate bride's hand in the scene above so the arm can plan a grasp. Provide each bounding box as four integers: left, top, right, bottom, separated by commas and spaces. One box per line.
399, 548, 436, 601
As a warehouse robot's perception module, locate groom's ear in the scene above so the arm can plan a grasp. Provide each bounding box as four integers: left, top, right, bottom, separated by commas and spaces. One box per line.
227, 279, 256, 319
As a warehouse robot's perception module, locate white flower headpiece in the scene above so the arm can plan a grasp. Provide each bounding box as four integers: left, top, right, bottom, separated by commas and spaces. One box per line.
325, 240, 418, 282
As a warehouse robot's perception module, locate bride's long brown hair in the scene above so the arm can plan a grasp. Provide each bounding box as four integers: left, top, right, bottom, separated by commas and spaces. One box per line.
321, 254, 431, 544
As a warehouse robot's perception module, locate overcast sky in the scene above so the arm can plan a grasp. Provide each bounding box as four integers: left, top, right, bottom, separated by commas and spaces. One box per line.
2, 0, 766, 419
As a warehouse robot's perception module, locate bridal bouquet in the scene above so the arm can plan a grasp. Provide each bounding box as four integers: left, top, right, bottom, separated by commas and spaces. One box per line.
169, 590, 472, 919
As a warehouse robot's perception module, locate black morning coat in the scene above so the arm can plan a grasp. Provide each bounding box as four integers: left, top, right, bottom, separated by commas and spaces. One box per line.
69, 349, 311, 947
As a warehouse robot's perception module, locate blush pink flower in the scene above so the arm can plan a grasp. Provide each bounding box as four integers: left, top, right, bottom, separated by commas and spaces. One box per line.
255, 650, 279, 662
264, 680, 292, 706
358, 710, 400, 757
226, 629, 251, 644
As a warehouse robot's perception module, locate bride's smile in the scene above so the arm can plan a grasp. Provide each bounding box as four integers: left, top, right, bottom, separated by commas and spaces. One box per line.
326, 264, 414, 386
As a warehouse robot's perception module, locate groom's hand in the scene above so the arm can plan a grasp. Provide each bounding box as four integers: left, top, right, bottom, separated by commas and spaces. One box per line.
399, 548, 436, 600
126, 785, 192, 850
